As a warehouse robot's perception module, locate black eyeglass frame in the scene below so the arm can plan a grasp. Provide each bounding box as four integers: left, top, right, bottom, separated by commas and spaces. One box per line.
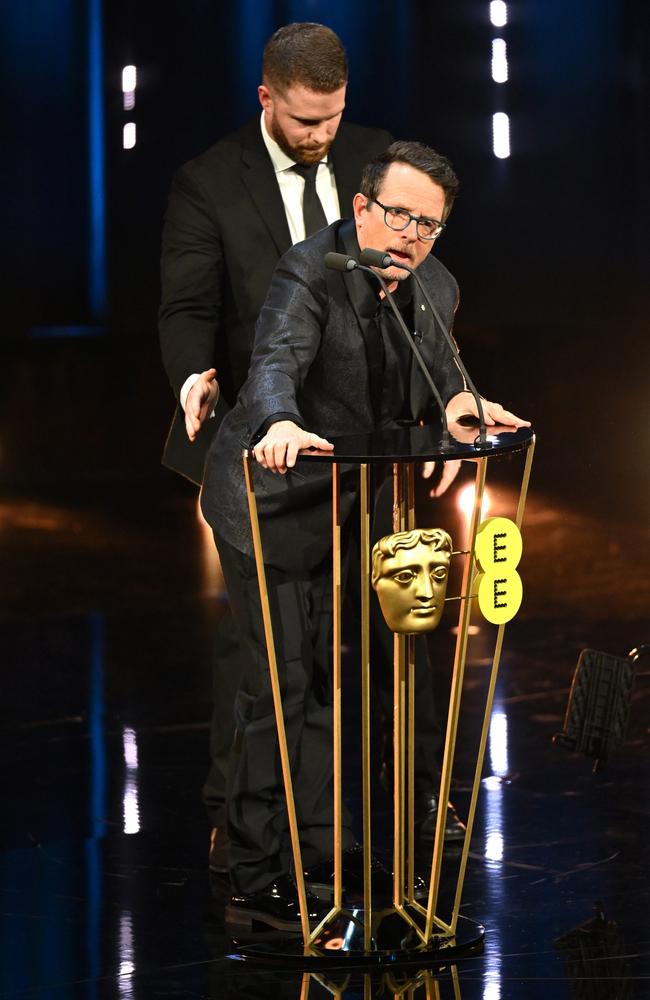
371, 198, 446, 240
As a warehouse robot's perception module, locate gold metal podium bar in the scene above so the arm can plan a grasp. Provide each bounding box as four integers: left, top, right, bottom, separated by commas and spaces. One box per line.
243, 452, 310, 943
424, 456, 488, 939
332, 464, 343, 913
359, 463, 373, 951
449, 436, 536, 933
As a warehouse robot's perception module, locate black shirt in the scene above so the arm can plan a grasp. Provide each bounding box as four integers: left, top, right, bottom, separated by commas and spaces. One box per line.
374, 276, 416, 426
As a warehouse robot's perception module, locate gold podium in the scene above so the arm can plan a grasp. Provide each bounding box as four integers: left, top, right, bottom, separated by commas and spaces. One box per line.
240, 421, 535, 965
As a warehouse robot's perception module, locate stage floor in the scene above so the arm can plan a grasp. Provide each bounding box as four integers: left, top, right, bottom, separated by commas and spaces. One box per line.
1, 473, 649, 999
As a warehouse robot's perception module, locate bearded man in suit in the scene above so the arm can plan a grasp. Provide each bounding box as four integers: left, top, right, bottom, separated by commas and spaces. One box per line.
160, 23, 391, 482
201, 141, 529, 927
159, 23, 393, 869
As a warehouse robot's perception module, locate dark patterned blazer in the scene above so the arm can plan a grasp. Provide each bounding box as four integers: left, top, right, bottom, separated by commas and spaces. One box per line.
200, 219, 467, 568
159, 118, 393, 485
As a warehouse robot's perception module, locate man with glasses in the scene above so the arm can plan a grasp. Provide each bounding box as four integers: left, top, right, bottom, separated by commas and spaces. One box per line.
201, 141, 529, 927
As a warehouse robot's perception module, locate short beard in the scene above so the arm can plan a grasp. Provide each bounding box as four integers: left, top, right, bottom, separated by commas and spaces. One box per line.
268, 117, 331, 165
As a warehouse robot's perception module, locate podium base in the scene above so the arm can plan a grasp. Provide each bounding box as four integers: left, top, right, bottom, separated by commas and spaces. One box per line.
228, 911, 485, 968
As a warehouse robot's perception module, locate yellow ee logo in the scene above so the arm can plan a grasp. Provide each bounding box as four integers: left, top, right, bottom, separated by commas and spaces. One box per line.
473, 517, 523, 625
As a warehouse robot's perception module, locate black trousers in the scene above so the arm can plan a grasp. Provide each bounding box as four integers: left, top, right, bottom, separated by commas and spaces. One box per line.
215, 530, 357, 894
202, 606, 243, 828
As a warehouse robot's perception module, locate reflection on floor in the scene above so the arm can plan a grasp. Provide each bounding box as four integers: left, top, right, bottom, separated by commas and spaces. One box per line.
1, 473, 649, 999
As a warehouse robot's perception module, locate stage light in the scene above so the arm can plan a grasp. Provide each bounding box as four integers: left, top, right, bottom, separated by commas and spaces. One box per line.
493, 113, 511, 158
122, 726, 138, 769
122, 727, 140, 835
491, 38, 508, 82
490, 1, 508, 27
488, 4, 511, 160
123, 122, 136, 150
457, 482, 491, 519
484, 707, 506, 886
122, 65, 137, 111
489, 710, 509, 776
123, 782, 140, 834
122, 65, 136, 91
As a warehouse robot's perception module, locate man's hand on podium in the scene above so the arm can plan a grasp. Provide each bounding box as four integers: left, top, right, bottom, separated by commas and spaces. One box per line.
253, 420, 334, 474
422, 395, 531, 498
185, 368, 219, 442
446, 391, 530, 429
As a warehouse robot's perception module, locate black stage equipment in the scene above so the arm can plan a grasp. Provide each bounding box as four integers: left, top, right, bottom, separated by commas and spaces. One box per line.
553, 644, 648, 772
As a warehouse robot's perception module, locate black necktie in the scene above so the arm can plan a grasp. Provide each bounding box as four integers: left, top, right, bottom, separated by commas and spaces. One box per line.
291, 163, 328, 237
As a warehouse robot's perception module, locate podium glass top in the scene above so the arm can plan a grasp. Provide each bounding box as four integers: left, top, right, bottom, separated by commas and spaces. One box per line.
296, 422, 534, 465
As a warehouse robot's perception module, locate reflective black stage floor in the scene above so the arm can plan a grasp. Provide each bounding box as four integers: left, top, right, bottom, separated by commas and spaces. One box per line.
1, 475, 649, 999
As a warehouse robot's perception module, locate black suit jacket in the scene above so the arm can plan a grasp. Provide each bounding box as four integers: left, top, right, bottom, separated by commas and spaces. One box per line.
200, 220, 467, 568
159, 118, 393, 484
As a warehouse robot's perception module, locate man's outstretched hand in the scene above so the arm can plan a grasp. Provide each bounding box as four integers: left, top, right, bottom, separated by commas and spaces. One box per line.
421, 393, 531, 497
185, 368, 219, 442
253, 420, 333, 474
446, 391, 530, 429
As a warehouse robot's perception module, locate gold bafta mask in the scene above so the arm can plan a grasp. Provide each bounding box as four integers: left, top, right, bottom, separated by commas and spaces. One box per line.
371, 528, 452, 634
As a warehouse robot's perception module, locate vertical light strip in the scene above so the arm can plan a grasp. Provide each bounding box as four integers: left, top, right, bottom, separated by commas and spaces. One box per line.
123, 122, 136, 150
493, 113, 511, 158
489, 3, 510, 158
87, 0, 107, 317
488, 710, 509, 776
122, 64, 136, 111
490, 1, 508, 27
122, 65, 136, 91
491, 38, 508, 82
122, 727, 141, 834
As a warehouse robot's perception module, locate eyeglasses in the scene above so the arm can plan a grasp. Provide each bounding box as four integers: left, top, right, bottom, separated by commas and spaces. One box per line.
371, 199, 446, 241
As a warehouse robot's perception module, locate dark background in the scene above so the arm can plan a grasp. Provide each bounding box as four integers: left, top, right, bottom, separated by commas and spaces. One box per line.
2, 0, 649, 515
2, 7, 650, 995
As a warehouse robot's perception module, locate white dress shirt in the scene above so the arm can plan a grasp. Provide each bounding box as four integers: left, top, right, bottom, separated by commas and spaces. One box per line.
180, 113, 342, 413
259, 110, 341, 244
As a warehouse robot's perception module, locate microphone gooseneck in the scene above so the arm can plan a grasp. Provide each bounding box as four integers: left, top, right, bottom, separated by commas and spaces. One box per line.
325, 251, 452, 448
357, 247, 488, 444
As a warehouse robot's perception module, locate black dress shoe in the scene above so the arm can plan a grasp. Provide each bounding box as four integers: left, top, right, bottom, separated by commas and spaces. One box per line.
304, 844, 428, 902
208, 826, 230, 874
416, 795, 466, 846
225, 873, 328, 931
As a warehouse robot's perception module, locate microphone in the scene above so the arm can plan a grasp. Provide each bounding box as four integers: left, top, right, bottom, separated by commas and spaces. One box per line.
358, 248, 393, 269
358, 247, 488, 444
324, 252, 452, 447
324, 251, 356, 272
